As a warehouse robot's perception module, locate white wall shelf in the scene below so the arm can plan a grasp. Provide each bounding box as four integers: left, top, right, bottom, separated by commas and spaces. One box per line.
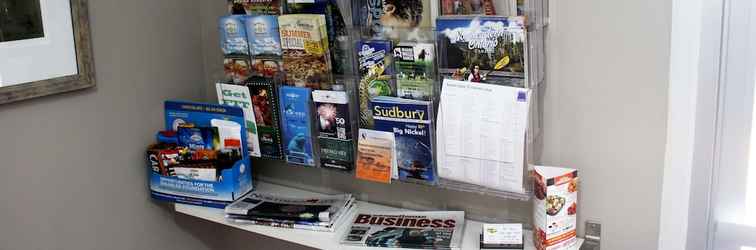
174, 182, 583, 250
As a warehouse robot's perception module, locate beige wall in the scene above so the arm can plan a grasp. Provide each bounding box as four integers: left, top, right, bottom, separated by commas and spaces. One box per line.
542, 0, 672, 249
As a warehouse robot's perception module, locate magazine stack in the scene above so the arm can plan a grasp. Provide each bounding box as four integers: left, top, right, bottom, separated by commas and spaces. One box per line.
224, 191, 355, 232
341, 211, 465, 249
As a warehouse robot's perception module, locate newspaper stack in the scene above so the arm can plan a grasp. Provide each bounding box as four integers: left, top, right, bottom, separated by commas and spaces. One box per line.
224, 191, 355, 232
341, 211, 465, 249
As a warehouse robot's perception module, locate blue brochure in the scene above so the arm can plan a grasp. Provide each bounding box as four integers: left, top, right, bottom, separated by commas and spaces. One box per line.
279, 86, 316, 166
219, 15, 250, 55
244, 15, 282, 56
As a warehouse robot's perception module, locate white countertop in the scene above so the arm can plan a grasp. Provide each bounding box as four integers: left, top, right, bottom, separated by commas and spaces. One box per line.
174, 182, 583, 250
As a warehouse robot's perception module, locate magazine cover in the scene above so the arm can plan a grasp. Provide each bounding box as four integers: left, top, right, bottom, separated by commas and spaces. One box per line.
245, 15, 282, 57
279, 86, 316, 166
216, 83, 262, 157
219, 15, 250, 56
225, 192, 355, 231
356, 129, 396, 184
285, 0, 349, 75
354, 0, 433, 39
356, 40, 394, 128
371, 96, 435, 184
228, 0, 281, 15
440, 0, 496, 15
279, 14, 334, 90
341, 211, 465, 249
437, 16, 528, 87
247, 79, 283, 159
223, 56, 252, 84
394, 42, 435, 101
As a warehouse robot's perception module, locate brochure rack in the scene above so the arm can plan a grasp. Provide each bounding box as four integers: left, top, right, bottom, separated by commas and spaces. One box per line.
217, 0, 551, 201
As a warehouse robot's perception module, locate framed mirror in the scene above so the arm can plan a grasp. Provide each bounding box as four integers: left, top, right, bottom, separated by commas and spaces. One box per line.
0, 0, 94, 105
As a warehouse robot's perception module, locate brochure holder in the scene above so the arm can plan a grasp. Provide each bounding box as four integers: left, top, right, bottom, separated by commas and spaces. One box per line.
217, 0, 551, 202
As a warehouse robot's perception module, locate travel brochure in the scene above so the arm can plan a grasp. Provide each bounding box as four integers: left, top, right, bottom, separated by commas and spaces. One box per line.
437, 16, 528, 87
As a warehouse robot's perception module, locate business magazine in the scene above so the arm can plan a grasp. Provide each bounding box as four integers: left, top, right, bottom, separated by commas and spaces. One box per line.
341, 211, 465, 249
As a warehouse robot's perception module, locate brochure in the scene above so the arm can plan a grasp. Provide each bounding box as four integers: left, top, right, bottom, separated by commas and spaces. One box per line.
279, 86, 316, 166
247, 79, 283, 159
216, 83, 262, 157
437, 16, 528, 87
533, 166, 579, 250
357, 39, 394, 128
371, 96, 435, 184
279, 14, 333, 90
356, 129, 396, 183
394, 42, 435, 101
313, 90, 354, 171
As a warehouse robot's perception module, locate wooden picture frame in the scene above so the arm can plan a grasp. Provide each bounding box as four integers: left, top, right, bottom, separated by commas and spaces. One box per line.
0, 0, 95, 105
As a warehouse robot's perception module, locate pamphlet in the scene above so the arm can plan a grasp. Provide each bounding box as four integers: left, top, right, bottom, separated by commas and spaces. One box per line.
244, 15, 282, 57
216, 83, 262, 157
371, 96, 435, 184
279, 86, 316, 166
219, 15, 250, 56
313, 90, 354, 171
394, 42, 435, 101
356, 129, 396, 183
437, 16, 527, 87
279, 14, 333, 90
533, 166, 579, 250
247, 79, 283, 159
354, 0, 433, 39
357, 39, 394, 128
285, 0, 348, 75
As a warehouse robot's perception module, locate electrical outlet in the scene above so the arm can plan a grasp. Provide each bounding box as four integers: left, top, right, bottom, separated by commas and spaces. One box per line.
580, 221, 601, 250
